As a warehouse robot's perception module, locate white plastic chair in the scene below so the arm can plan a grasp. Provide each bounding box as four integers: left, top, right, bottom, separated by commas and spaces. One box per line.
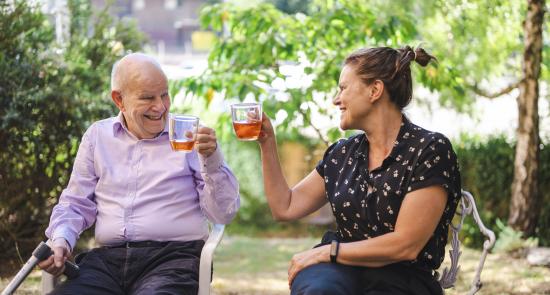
41, 224, 225, 295
438, 190, 496, 294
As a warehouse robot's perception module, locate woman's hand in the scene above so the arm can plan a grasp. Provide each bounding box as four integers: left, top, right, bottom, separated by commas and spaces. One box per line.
288, 244, 331, 288
257, 112, 275, 145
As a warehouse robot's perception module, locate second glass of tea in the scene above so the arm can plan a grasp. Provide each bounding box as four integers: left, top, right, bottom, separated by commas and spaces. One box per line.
169, 114, 199, 152
231, 102, 262, 141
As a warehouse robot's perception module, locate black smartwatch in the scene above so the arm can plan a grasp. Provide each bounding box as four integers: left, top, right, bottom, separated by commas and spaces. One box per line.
330, 240, 340, 263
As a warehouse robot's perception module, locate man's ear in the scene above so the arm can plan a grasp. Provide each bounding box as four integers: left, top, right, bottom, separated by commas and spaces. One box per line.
111, 90, 124, 111
369, 79, 385, 103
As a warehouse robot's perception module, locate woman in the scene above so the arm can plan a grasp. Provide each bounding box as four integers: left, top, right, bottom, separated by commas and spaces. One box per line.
257, 46, 461, 295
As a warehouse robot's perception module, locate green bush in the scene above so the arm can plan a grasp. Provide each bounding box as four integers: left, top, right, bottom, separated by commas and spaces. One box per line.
493, 219, 538, 254
454, 134, 550, 247
0, 0, 144, 276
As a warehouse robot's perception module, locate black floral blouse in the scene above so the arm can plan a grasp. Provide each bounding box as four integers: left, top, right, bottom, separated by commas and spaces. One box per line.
316, 115, 461, 271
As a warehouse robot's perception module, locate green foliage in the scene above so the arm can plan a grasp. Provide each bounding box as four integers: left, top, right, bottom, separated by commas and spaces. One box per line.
455, 135, 550, 247
0, 0, 144, 275
416, 0, 527, 111
184, 0, 421, 144
185, 0, 546, 143
417, 0, 548, 107
494, 219, 539, 254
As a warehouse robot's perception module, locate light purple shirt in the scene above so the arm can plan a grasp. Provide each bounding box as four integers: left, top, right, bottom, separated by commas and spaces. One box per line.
45, 113, 240, 249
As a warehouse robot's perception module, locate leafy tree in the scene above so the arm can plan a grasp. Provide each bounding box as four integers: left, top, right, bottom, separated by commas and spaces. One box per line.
419, 0, 548, 236
505, 0, 545, 237
182, 0, 420, 146
0, 0, 145, 275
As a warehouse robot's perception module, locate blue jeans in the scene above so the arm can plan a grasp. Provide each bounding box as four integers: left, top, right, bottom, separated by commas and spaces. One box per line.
49, 240, 204, 295
291, 262, 443, 295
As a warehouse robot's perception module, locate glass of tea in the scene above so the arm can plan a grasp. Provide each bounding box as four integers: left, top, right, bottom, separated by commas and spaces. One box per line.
169, 114, 199, 152
231, 102, 262, 141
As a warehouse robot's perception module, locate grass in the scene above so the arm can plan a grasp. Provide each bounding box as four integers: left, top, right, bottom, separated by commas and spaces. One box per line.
2, 236, 549, 294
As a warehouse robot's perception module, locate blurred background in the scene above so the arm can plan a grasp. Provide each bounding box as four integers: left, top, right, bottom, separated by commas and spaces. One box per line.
1, 0, 549, 294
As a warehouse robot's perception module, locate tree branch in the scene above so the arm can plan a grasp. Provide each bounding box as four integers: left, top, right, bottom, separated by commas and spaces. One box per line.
472, 81, 521, 99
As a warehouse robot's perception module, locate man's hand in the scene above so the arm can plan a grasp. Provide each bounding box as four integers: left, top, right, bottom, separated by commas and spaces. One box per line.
196, 126, 217, 157
288, 244, 330, 288
38, 238, 71, 277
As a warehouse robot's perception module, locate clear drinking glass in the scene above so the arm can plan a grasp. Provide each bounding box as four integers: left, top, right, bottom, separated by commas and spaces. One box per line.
169, 114, 199, 152
231, 102, 262, 141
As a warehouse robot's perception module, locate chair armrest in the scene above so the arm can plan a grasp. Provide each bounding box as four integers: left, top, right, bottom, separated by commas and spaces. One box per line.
198, 224, 225, 295
462, 191, 496, 295
438, 190, 496, 295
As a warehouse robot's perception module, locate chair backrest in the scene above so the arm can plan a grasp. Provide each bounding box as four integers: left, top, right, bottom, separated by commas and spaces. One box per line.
198, 223, 225, 295
438, 190, 496, 295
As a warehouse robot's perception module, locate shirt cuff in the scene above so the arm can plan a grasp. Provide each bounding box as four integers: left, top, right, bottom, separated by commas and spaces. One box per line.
52, 238, 71, 253
52, 226, 77, 251
198, 146, 225, 173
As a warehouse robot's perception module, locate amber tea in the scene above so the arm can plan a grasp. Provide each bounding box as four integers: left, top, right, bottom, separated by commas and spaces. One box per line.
233, 120, 262, 140
231, 103, 262, 141
169, 114, 199, 152
170, 140, 195, 152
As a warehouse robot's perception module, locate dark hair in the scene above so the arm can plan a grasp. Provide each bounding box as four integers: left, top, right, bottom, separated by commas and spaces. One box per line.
344, 46, 436, 110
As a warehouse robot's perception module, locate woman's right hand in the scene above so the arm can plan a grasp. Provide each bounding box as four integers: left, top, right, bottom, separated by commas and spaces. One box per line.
258, 112, 275, 145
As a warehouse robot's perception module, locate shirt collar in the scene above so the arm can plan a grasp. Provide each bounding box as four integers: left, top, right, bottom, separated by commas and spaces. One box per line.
353, 134, 368, 161
112, 112, 126, 136
112, 112, 169, 138
387, 114, 413, 160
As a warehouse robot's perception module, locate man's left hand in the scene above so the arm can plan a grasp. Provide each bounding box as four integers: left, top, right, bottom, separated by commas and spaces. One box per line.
288, 244, 330, 288
196, 126, 217, 157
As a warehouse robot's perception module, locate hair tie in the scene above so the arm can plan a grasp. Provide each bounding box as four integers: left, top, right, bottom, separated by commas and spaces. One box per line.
412, 50, 417, 61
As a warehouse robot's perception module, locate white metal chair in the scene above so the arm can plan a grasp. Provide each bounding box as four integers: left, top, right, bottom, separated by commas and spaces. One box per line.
438, 190, 496, 294
41, 224, 225, 295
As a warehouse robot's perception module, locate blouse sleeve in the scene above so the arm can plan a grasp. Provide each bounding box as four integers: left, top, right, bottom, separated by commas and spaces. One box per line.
315, 139, 345, 178
407, 135, 460, 195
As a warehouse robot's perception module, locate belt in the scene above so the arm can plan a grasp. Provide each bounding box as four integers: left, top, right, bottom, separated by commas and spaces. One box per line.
108, 241, 171, 249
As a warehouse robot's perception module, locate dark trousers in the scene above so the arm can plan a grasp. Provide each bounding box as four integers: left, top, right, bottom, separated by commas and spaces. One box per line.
291, 262, 443, 295
49, 240, 204, 295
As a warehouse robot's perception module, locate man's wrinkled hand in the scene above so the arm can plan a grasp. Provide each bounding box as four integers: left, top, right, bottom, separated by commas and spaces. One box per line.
196, 126, 217, 158
37, 239, 71, 277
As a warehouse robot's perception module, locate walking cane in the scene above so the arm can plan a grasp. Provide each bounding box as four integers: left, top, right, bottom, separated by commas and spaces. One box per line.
1, 240, 79, 295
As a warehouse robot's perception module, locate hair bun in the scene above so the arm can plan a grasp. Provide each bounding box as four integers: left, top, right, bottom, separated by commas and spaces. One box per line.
413, 47, 436, 67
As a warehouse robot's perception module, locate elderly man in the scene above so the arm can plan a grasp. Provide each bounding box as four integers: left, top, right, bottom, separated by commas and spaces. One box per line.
38, 53, 240, 295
